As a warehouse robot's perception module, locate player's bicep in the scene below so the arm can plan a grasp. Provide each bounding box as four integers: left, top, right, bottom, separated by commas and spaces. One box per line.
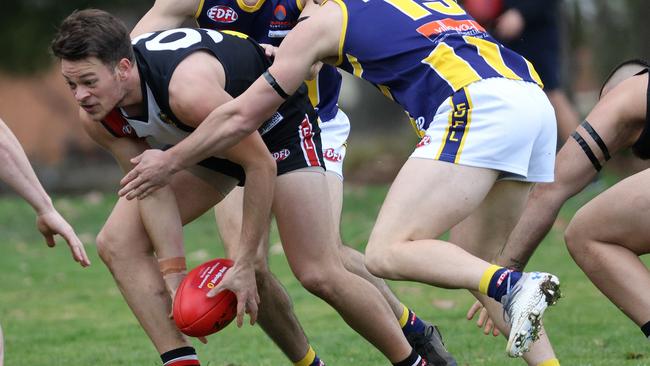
131, 0, 199, 37
271, 5, 340, 94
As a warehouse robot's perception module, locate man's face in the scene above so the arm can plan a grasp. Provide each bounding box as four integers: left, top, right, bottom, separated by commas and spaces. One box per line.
61, 57, 125, 120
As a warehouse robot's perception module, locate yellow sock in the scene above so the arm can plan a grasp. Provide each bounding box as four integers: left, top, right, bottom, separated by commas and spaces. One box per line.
294, 346, 316, 366
537, 358, 560, 366
478, 264, 502, 295
398, 303, 409, 328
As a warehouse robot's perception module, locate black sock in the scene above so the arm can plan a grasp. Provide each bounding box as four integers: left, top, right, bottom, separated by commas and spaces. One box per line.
641, 321, 650, 339
393, 349, 424, 366
160, 346, 200, 366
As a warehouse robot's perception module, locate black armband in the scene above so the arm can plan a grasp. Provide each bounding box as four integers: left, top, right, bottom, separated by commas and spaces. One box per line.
297, 16, 310, 23
580, 120, 611, 161
263, 70, 290, 99
571, 131, 602, 171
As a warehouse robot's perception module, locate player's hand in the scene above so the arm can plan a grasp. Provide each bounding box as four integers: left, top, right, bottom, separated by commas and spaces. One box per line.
494, 8, 525, 41
259, 43, 277, 58
306, 61, 323, 80
466, 300, 500, 336
36, 209, 90, 267
207, 262, 259, 327
119, 149, 176, 200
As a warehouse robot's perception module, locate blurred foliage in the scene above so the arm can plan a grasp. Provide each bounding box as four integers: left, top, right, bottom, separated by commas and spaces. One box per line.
566, 0, 650, 78
0, 0, 646, 76
0, 1, 150, 74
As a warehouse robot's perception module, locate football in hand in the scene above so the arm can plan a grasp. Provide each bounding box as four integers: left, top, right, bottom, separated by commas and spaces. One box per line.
173, 258, 237, 337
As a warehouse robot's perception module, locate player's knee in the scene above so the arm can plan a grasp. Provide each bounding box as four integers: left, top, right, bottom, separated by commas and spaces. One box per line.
364, 243, 393, 279
95, 228, 119, 267
294, 269, 337, 299
564, 211, 589, 257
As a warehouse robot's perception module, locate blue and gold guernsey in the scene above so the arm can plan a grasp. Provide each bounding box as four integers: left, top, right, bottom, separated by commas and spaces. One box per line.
195, 0, 342, 121
333, 0, 543, 136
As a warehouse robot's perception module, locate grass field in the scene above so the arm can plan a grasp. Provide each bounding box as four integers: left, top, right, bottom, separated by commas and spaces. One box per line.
1, 180, 649, 366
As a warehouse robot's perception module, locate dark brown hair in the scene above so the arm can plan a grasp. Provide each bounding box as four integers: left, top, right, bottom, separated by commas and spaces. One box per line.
51, 9, 134, 67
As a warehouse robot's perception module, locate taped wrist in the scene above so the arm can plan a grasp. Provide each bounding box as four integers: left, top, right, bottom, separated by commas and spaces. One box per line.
263, 70, 290, 99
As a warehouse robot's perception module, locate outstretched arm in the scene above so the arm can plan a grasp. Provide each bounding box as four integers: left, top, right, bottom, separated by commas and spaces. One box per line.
0, 118, 90, 267
131, 0, 200, 37
498, 73, 649, 270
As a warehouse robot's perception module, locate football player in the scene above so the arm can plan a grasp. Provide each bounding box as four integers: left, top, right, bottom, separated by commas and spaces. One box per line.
121, 0, 563, 362
52, 9, 431, 366
131, 0, 455, 365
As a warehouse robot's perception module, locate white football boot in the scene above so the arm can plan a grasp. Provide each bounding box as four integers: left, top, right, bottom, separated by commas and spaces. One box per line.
501, 272, 561, 357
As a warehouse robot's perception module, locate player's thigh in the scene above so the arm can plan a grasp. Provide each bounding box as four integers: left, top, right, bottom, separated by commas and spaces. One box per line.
325, 171, 344, 228
371, 158, 499, 245
273, 168, 341, 273
100, 169, 228, 253
214, 186, 272, 260
570, 168, 650, 255
450, 179, 532, 260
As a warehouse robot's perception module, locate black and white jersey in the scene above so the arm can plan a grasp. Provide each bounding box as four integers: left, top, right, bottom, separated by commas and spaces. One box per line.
102, 28, 324, 182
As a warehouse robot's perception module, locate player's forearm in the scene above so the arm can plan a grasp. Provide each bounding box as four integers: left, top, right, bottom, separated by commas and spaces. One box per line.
167, 82, 285, 172
235, 160, 276, 265
497, 184, 569, 270
0, 121, 53, 215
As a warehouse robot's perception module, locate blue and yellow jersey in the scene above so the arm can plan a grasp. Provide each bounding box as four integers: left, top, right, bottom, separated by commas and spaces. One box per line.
195, 0, 342, 120
332, 0, 543, 135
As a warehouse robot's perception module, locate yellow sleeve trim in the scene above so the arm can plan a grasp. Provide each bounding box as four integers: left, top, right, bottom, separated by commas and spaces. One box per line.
328, 0, 348, 66
221, 30, 249, 39
478, 264, 502, 295
297, 0, 305, 12
237, 0, 267, 13
194, 0, 206, 19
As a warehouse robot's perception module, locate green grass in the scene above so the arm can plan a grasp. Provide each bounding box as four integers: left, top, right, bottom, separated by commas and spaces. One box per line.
1, 182, 650, 366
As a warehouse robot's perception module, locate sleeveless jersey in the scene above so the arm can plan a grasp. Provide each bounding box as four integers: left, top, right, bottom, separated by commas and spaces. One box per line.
332, 0, 543, 136
101, 28, 322, 181
195, 0, 342, 121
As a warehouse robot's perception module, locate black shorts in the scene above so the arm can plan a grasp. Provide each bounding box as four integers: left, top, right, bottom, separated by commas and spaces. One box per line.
197, 84, 324, 184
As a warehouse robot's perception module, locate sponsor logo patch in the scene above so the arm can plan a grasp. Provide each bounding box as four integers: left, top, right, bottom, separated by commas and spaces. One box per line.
207, 5, 239, 23
273, 5, 287, 20
416, 135, 432, 148
272, 149, 291, 162
323, 148, 342, 162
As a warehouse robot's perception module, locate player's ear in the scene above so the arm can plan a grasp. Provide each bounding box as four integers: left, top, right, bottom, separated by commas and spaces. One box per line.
116, 58, 133, 80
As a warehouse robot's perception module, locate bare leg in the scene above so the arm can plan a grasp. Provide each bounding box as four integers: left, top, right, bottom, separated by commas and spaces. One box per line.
96, 171, 223, 354
366, 159, 499, 287
325, 171, 405, 317
274, 169, 412, 362
451, 180, 558, 365
566, 169, 650, 326
215, 187, 311, 362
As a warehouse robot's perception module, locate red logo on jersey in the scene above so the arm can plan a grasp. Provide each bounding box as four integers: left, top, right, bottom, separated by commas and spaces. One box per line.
272, 149, 291, 162
416, 135, 432, 148
417, 18, 485, 38
323, 148, 342, 162
207, 5, 239, 23
274, 5, 287, 21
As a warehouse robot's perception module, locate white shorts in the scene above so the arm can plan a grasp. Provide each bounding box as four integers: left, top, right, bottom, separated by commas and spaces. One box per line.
410, 78, 556, 182
319, 108, 350, 179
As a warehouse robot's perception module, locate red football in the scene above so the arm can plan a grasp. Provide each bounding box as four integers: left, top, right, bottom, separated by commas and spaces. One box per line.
173, 258, 237, 337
